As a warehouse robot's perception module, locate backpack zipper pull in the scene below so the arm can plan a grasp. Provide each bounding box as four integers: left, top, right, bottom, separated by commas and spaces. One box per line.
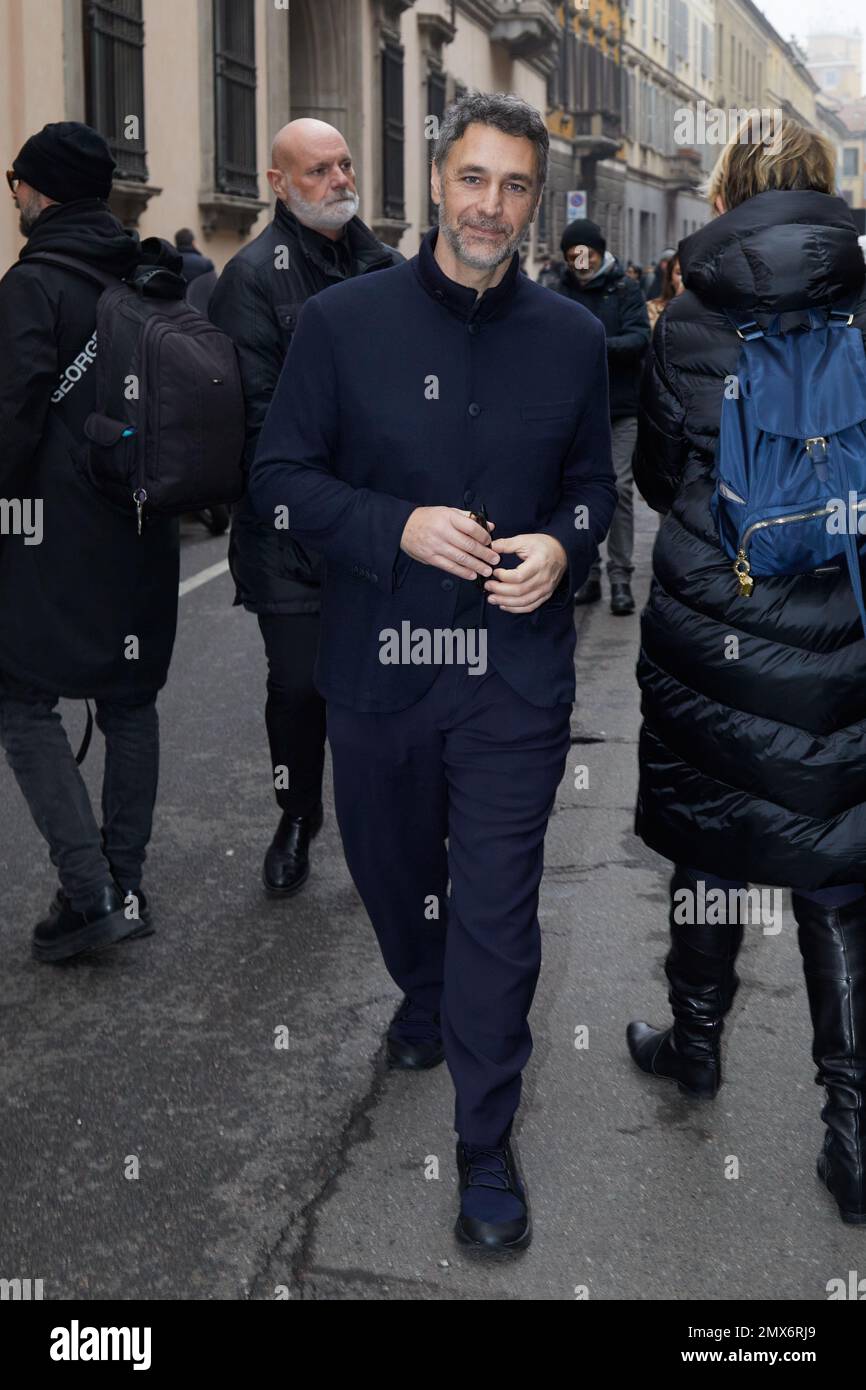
133, 487, 147, 536
734, 549, 753, 596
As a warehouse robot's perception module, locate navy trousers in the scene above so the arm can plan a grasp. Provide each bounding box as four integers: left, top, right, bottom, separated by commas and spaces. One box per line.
326, 659, 572, 1146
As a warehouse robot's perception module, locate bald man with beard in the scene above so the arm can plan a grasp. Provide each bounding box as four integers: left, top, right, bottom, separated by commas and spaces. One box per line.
209, 119, 402, 897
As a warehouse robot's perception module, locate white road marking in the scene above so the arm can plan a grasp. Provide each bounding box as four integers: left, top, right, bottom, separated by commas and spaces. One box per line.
178, 558, 230, 597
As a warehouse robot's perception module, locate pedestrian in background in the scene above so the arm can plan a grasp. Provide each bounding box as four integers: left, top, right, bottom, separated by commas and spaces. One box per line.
0, 123, 180, 961
209, 118, 401, 899
628, 117, 866, 1226
646, 252, 683, 331
174, 227, 216, 313
642, 248, 675, 299
624, 260, 644, 290
174, 227, 214, 284
555, 217, 650, 615
535, 253, 560, 290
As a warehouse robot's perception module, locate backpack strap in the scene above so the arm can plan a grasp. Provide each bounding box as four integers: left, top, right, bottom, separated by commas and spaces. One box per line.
725, 294, 859, 340
838, 449, 866, 642
723, 307, 765, 340
826, 292, 859, 329
24, 252, 121, 292
74, 699, 94, 766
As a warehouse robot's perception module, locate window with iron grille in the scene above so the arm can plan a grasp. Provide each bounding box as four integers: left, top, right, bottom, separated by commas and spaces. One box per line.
426, 69, 447, 228
382, 38, 406, 222
213, 0, 258, 199
83, 0, 147, 181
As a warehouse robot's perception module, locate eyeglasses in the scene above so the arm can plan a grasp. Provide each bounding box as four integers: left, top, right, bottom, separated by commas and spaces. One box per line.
6, 170, 20, 194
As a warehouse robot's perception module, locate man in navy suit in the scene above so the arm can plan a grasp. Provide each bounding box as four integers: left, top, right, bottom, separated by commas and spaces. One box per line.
251, 93, 616, 1251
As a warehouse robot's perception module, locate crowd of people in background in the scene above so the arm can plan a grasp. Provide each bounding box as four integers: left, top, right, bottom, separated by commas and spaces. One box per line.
3, 100, 866, 1249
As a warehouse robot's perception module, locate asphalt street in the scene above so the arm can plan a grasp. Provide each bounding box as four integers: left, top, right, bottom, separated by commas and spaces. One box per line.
1, 502, 863, 1301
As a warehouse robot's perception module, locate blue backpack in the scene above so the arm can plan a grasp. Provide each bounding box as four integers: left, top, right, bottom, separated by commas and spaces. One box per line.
711, 298, 866, 637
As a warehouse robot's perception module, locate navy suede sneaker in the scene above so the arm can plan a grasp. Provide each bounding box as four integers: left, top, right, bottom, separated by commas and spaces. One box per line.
454, 1138, 531, 1250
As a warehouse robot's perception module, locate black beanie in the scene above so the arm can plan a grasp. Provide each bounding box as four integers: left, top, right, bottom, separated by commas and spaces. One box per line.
561, 218, 606, 255
12, 122, 115, 204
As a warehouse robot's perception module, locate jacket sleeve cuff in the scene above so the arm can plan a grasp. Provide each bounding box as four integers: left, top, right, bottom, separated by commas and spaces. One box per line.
536, 519, 592, 610
350, 496, 416, 596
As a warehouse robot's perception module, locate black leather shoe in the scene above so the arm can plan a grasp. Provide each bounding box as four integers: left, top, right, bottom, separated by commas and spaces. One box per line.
33, 883, 141, 963
574, 576, 602, 606
628, 866, 743, 1099
263, 802, 323, 896
48, 882, 153, 939
454, 1138, 531, 1250
610, 581, 635, 615
793, 891, 866, 1225
386, 997, 445, 1069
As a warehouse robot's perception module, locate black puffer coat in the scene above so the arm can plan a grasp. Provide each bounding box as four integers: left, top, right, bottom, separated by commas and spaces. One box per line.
208, 201, 401, 615
633, 189, 866, 889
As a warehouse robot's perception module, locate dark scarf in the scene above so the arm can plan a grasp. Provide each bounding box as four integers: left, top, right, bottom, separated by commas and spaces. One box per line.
19, 198, 141, 278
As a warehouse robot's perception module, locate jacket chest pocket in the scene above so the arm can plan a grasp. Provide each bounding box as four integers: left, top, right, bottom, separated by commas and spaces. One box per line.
518, 400, 578, 453
276, 303, 303, 345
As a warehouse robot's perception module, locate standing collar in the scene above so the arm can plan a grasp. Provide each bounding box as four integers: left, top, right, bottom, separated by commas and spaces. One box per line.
413, 226, 521, 321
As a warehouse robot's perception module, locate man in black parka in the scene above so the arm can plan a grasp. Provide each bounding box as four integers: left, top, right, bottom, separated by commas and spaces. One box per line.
555, 218, 650, 615
0, 123, 179, 961
209, 118, 401, 898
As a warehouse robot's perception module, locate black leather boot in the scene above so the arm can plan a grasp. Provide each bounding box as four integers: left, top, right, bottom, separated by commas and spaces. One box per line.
610, 581, 636, 615
263, 802, 323, 896
628, 867, 744, 1099
386, 996, 445, 1070
792, 891, 866, 1225
574, 575, 602, 606
48, 878, 152, 939
32, 883, 139, 963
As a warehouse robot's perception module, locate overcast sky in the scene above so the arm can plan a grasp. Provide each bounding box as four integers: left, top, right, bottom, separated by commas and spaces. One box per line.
754, 0, 865, 97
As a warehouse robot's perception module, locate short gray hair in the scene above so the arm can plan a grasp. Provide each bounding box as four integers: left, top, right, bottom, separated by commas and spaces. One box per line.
433, 91, 549, 191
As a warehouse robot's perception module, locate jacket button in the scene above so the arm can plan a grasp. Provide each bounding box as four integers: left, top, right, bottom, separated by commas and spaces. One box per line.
371, 573, 379, 584
468, 402, 481, 417
468, 322, 479, 335
441, 578, 454, 590
463, 489, 473, 504
435, 290, 445, 301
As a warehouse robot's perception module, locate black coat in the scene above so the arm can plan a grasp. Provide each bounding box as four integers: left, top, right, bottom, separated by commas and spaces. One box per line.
208, 201, 402, 615
554, 255, 650, 418
0, 200, 179, 701
250, 228, 617, 713
633, 189, 866, 888
178, 247, 214, 283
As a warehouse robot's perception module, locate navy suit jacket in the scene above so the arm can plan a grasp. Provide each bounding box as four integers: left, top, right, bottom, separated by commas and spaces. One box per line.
250, 228, 617, 712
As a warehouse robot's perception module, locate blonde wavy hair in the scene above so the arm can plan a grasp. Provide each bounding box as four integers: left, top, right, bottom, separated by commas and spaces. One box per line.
701, 114, 836, 212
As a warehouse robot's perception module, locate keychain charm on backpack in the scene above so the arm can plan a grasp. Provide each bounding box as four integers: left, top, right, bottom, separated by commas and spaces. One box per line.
733, 551, 753, 597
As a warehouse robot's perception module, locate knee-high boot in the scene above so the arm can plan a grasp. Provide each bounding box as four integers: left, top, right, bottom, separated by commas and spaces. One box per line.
627, 866, 744, 1099
792, 892, 866, 1225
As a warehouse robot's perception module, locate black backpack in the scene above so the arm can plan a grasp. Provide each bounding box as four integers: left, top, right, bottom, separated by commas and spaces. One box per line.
30, 248, 245, 533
